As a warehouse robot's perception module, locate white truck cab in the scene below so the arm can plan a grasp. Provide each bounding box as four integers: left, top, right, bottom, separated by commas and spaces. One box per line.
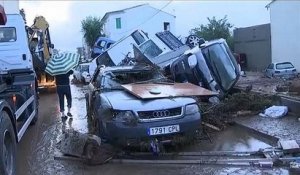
0, 3, 38, 174
0, 14, 33, 74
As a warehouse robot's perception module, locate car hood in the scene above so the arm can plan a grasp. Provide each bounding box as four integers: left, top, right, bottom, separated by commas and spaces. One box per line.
101, 90, 196, 111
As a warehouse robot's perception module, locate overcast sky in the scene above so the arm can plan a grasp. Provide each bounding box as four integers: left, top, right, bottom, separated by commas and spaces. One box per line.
19, 0, 271, 52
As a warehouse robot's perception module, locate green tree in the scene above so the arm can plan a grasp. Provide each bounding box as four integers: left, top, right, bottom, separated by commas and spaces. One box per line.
81, 16, 105, 48
190, 16, 234, 50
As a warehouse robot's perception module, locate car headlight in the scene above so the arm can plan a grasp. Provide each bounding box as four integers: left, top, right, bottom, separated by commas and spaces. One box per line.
185, 104, 199, 115
113, 110, 137, 125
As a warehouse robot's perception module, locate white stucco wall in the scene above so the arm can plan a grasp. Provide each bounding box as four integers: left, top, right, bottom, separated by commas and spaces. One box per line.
103, 5, 176, 41
270, 1, 300, 69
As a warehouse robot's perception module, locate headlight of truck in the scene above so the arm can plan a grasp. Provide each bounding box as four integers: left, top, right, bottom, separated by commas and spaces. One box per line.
113, 110, 137, 125
185, 104, 199, 115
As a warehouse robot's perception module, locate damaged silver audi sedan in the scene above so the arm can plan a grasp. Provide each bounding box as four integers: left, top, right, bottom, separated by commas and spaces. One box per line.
85, 65, 214, 147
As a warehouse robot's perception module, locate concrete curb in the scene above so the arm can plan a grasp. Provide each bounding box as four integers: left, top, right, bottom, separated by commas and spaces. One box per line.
279, 95, 300, 114
233, 122, 279, 146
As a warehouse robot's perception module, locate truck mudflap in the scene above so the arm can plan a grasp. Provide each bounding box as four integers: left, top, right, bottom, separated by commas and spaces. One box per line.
15, 95, 36, 142
0, 95, 37, 142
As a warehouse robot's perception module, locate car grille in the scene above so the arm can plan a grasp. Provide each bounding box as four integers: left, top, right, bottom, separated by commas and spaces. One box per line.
137, 107, 182, 120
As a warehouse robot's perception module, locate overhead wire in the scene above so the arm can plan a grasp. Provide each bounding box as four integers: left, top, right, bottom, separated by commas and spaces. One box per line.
116, 1, 173, 35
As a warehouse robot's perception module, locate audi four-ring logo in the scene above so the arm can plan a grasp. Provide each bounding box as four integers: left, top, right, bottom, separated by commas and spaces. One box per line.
153, 110, 170, 118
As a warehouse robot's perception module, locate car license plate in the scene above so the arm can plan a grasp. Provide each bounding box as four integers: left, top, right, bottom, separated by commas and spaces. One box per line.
148, 125, 180, 136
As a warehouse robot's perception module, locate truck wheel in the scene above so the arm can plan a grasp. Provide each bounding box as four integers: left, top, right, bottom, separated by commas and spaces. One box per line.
0, 111, 16, 175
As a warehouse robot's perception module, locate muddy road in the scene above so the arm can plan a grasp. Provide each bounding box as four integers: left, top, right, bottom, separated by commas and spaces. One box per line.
15, 83, 291, 175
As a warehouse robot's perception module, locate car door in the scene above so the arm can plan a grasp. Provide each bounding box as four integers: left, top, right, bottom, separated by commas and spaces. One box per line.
87, 67, 101, 117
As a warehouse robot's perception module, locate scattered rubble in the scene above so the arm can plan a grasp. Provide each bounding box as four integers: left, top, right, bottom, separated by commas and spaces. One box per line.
236, 71, 300, 97
200, 92, 276, 128
56, 129, 115, 165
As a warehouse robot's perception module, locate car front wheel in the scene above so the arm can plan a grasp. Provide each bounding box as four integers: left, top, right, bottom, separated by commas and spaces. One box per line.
94, 118, 108, 142
0, 111, 16, 175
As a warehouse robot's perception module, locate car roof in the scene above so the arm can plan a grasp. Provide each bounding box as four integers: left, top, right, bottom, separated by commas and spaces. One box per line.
273, 62, 293, 65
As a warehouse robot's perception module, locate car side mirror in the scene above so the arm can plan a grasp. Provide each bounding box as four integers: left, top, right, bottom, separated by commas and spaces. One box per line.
188, 55, 198, 68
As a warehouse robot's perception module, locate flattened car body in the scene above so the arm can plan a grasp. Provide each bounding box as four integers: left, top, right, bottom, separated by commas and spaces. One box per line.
86, 66, 204, 146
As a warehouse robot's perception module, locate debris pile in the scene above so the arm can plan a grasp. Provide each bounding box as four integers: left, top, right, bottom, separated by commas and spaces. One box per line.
200, 92, 275, 128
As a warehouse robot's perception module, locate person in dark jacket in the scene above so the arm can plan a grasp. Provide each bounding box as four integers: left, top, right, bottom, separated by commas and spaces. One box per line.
55, 70, 73, 118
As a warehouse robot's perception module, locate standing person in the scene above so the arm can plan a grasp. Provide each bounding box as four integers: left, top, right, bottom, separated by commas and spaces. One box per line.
55, 70, 73, 118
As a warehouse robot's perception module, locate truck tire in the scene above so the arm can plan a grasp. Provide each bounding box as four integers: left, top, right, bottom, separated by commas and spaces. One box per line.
0, 111, 16, 175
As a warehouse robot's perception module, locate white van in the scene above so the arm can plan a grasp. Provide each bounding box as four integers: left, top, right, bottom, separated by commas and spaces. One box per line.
0, 14, 33, 74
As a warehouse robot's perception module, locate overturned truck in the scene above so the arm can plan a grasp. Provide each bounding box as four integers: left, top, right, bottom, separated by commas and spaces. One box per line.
93, 30, 240, 99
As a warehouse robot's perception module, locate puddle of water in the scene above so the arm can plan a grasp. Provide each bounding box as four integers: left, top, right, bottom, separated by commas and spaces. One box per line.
61, 84, 90, 133
186, 125, 273, 152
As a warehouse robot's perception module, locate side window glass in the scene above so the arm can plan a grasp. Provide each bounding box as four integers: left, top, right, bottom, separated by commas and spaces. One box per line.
270, 64, 274, 69
267, 64, 272, 69
106, 42, 113, 49
97, 40, 106, 49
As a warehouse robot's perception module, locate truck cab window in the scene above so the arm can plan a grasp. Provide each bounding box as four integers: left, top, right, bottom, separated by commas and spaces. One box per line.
0, 27, 17, 42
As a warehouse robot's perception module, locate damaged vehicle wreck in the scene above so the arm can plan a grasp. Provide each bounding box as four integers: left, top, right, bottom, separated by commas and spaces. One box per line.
94, 30, 240, 99
85, 65, 216, 147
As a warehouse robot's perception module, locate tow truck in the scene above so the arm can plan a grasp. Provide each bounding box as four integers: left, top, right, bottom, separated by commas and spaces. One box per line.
0, 3, 38, 175
27, 15, 55, 89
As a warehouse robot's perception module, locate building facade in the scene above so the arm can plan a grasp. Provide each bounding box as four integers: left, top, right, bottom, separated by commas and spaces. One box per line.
234, 24, 271, 71
267, 0, 300, 70
101, 4, 176, 41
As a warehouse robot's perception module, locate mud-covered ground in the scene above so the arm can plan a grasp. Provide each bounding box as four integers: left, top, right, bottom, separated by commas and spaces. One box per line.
236, 72, 300, 97
15, 80, 294, 175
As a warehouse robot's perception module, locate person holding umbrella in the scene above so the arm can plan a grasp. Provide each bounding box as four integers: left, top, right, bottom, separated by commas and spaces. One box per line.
55, 70, 73, 118
45, 52, 80, 118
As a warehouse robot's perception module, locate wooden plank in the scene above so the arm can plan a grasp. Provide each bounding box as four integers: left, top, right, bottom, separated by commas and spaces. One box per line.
54, 151, 83, 162
125, 151, 261, 157
110, 158, 275, 166
122, 83, 218, 99
202, 122, 221, 131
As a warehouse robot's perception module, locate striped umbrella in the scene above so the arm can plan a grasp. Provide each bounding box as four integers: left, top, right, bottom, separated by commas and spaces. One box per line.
45, 52, 80, 76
